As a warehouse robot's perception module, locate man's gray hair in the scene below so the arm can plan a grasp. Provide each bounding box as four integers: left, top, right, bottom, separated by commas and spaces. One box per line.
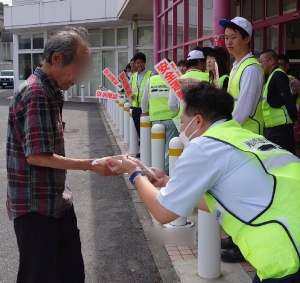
43, 26, 90, 66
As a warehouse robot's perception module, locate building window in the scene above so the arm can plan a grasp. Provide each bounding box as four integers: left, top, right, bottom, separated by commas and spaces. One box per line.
241, 0, 251, 22
283, 0, 296, 14
177, 2, 184, 45
19, 54, 31, 80
266, 0, 279, 19
117, 28, 128, 46
103, 29, 115, 46
118, 52, 128, 74
203, 0, 213, 36
19, 35, 31, 50
138, 26, 154, 46
33, 33, 44, 49
253, 28, 263, 58
253, 0, 263, 22
33, 53, 43, 70
189, 0, 197, 41
266, 25, 278, 52
89, 29, 101, 47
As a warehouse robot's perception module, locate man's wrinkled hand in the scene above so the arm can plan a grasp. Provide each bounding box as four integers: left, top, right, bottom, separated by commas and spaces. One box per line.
91, 159, 119, 176
147, 167, 169, 187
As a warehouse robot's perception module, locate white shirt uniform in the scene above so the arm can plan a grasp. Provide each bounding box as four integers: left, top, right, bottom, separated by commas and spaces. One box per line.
157, 120, 274, 222
229, 52, 264, 125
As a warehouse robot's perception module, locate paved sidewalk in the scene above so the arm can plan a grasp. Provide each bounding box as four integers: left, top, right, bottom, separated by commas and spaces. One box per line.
99, 103, 254, 283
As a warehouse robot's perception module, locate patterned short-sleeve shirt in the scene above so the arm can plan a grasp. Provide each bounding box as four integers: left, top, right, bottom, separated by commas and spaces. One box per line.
6, 68, 73, 220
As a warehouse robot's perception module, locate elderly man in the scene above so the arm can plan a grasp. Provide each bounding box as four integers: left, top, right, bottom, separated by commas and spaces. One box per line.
108, 82, 300, 283
7, 27, 115, 283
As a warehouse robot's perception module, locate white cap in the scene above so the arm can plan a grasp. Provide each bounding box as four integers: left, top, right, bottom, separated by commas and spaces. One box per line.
219, 16, 252, 36
186, 50, 205, 61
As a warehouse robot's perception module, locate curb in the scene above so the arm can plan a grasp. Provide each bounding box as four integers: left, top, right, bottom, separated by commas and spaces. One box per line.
98, 104, 181, 283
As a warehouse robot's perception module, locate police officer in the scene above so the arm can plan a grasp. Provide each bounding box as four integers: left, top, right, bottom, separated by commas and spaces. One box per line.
141, 59, 178, 174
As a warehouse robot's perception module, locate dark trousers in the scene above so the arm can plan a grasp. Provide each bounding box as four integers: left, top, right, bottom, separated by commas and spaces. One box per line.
253, 268, 300, 283
132, 107, 142, 139
14, 205, 85, 283
266, 124, 295, 154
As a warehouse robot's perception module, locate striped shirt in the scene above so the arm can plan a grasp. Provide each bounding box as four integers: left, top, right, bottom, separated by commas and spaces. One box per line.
6, 68, 73, 220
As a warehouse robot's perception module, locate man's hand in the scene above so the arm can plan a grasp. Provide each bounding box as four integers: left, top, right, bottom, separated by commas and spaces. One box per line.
107, 155, 140, 175
141, 113, 149, 117
90, 159, 119, 176
147, 168, 169, 187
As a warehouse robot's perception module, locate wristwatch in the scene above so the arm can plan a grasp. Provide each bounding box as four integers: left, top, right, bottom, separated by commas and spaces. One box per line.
129, 171, 146, 186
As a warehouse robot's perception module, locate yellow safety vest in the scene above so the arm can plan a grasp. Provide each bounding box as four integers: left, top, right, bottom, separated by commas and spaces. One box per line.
202, 120, 300, 281
172, 70, 209, 132
131, 70, 152, 107
219, 74, 229, 89
148, 75, 175, 122
228, 57, 264, 135
262, 68, 293, 128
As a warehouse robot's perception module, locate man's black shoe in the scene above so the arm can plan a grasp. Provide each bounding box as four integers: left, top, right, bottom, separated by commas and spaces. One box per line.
221, 247, 245, 263
135, 153, 140, 158
221, 236, 237, 250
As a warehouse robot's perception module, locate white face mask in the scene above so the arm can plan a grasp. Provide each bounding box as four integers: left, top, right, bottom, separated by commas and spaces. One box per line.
179, 116, 199, 146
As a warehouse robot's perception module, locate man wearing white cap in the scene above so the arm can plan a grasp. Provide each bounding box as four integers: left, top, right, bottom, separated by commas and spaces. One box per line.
219, 16, 264, 263
168, 49, 209, 131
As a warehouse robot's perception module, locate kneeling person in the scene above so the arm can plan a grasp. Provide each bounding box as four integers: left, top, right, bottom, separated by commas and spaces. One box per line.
109, 82, 300, 283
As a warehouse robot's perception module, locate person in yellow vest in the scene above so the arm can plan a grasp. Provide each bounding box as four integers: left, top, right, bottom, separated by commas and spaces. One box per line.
141, 60, 179, 174
219, 17, 265, 262
169, 49, 209, 132
219, 17, 264, 136
277, 54, 300, 142
108, 82, 300, 283
202, 46, 229, 89
259, 49, 297, 154
130, 52, 153, 157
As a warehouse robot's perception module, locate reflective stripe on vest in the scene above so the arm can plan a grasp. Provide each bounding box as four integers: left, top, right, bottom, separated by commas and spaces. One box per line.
202, 120, 300, 280
148, 75, 175, 122
262, 68, 293, 128
131, 70, 152, 108
228, 57, 264, 135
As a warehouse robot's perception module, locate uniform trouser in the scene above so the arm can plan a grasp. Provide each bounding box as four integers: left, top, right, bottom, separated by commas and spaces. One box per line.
152, 119, 179, 174
253, 268, 300, 283
266, 124, 295, 154
132, 107, 142, 139
14, 205, 85, 283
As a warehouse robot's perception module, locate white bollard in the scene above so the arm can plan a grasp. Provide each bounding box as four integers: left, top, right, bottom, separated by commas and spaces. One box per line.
198, 210, 221, 279
112, 99, 116, 125
151, 124, 165, 171
118, 99, 125, 137
124, 103, 130, 144
108, 99, 112, 119
64, 90, 68, 102
115, 99, 119, 130
140, 116, 152, 167
81, 85, 85, 102
129, 109, 138, 155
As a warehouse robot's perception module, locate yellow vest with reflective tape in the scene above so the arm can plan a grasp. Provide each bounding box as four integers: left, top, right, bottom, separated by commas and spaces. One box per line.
219, 74, 229, 89
262, 68, 293, 128
228, 57, 264, 135
149, 75, 175, 122
172, 70, 209, 132
131, 70, 152, 107
202, 120, 300, 281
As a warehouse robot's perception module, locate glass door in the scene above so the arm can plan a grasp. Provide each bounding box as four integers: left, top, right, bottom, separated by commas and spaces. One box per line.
90, 52, 102, 96
102, 51, 115, 91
